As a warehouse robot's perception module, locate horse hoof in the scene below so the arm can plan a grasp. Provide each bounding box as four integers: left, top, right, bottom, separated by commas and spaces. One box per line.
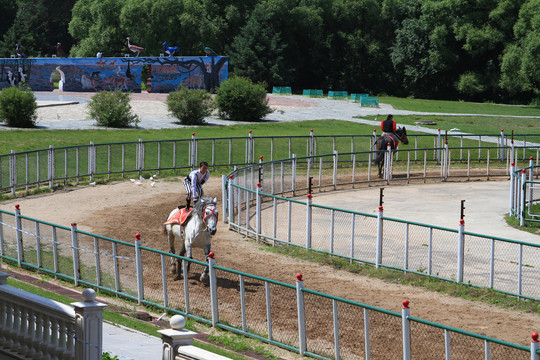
173, 274, 182, 281
171, 266, 177, 275
200, 273, 208, 282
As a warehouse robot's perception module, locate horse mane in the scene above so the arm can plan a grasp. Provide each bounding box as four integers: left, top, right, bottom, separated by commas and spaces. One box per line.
193, 196, 215, 216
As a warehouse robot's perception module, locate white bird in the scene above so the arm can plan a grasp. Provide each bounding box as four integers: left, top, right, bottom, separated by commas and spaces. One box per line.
149, 176, 154, 181
90, 182, 96, 186
139, 175, 145, 180
449, 128, 461, 132
130, 179, 136, 182
151, 182, 156, 187
135, 181, 142, 185
126, 37, 144, 57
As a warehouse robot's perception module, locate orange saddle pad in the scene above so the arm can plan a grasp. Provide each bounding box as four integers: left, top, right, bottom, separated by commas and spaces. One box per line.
163, 208, 192, 226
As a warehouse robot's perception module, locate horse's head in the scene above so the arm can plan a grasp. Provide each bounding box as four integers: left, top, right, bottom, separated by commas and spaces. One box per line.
397, 126, 409, 145
198, 196, 218, 235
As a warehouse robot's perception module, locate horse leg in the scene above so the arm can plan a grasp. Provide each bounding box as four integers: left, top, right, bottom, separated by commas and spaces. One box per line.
173, 242, 186, 281
167, 226, 177, 275
199, 243, 211, 282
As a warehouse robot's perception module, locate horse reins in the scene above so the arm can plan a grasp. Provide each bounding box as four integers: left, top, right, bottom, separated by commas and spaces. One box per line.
200, 205, 218, 233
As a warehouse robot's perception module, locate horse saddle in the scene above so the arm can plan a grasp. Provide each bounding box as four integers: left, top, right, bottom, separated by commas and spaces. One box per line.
382, 133, 400, 149
163, 208, 192, 226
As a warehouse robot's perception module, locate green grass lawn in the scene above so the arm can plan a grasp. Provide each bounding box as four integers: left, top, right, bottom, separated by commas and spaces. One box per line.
379, 96, 540, 116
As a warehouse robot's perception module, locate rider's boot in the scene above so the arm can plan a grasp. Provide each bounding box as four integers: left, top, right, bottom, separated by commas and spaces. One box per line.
186, 199, 191, 209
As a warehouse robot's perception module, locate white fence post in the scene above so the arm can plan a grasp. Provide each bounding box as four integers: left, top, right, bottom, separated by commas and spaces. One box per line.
71, 223, 80, 287
385, 144, 392, 184
376, 205, 383, 269
191, 133, 196, 168
292, 154, 297, 196
228, 174, 234, 229
444, 143, 449, 180
10, 149, 17, 195
256, 184, 261, 242
372, 129, 378, 160
520, 169, 527, 227
333, 150, 338, 190
500, 129, 505, 161
402, 300, 411, 360
306, 194, 312, 249
437, 128, 442, 164
296, 273, 306, 356
208, 252, 219, 326
457, 219, 465, 283
510, 162, 515, 213
14, 204, 23, 266
531, 332, 539, 360
134, 233, 144, 304
248, 130, 253, 164
222, 175, 228, 223
48, 145, 55, 189
88, 141, 94, 182
72, 289, 107, 360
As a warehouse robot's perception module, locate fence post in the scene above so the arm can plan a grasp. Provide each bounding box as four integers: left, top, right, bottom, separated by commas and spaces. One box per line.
256, 183, 261, 242
14, 204, 23, 266
259, 156, 264, 189
191, 133, 196, 168
529, 156, 534, 205
520, 169, 527, 227
402, 300, 411, 360
372, 129, 378, 160
134, 233, 144, 304
500, 129, 505, 161
88, 142, 94, 182
437, 128, 441, 164
376, 205, 383, 268
510, 162, 515, 213
333, 150, 338, 190
222, 175, 228, 223
309, 129, 314, 157
292, 154, 297, 196
444, 143, 449, 180
457, 219, 465, 283
48, 145, 55, 189
72, 289, 107, 360
10, 149, 16, 195
296, 273, 306, 356
71, 223, 80, 287
306, 193, 312, 249
531, 332, 539, 360
228, 175, 234, 229
248, 130, 253, 164
208, 252, 219, 326
385, 144, 392, 183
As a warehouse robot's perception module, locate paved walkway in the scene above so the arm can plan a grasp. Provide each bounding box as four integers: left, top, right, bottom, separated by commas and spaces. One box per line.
22, 92, 539, 135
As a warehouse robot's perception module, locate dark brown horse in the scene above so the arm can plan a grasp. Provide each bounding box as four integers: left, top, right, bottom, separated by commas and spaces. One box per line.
373, 126, 409, 178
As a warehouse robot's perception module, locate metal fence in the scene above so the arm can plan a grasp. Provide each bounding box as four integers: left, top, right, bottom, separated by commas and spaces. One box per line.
224, 151, 540, 301
0, 206, 537, 359
1, 132, 539, 195
510, 161, 540, 226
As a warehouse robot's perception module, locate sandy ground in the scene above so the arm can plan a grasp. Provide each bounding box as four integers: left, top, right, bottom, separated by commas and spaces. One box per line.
1, 177, 538, 351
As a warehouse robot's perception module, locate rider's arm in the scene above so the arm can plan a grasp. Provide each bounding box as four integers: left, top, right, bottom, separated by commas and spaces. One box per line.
392, 121, 396, 132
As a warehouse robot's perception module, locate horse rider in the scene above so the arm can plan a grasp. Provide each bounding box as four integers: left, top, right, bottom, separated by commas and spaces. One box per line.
381, 114, 400, 149
183, 161, 210, 209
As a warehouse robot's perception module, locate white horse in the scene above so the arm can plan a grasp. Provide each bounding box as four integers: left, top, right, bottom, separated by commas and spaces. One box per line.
163, 196, 218, 281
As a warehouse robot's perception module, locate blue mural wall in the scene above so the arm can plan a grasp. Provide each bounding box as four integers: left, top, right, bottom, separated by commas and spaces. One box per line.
0, 56, 228, 93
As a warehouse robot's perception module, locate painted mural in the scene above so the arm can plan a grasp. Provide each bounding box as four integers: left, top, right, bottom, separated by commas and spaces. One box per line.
0, 56, 228, 93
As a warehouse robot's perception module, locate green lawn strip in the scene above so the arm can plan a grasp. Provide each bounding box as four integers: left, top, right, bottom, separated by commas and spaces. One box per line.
379, 96, 540, 116
359, 114, 540, 138
4, 277, 269, 360
261, 244, 540, 314
0, 120, 376, 155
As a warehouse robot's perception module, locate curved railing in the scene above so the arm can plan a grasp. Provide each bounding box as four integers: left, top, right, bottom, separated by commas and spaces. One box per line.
223, 151, 540, 301
1, 131, 539, 195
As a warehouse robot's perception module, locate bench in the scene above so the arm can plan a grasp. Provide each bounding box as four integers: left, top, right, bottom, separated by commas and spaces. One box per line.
351, 93, 369, 101
302, 89, 324, 96
272, 86, 292, 95
328, 91, 348, 99
360, 96, 379, 107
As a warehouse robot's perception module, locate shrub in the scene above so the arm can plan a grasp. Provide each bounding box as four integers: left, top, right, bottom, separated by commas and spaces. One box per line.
166, 86, 215, 125
0, 85, 37, 128
86, 90, 140, 128
215, 76, 273, 122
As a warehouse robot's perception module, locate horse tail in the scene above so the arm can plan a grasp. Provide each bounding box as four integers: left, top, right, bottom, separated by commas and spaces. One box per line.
161, 224, 168, 235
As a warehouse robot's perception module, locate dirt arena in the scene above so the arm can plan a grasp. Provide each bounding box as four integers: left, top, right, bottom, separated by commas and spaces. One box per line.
1, 177, 538, 352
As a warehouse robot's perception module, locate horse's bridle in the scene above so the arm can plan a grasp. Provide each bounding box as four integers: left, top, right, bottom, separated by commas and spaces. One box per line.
202, 204, 218, 223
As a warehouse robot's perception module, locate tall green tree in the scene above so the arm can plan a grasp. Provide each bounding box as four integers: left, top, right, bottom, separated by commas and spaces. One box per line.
500, 0, 540, 101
